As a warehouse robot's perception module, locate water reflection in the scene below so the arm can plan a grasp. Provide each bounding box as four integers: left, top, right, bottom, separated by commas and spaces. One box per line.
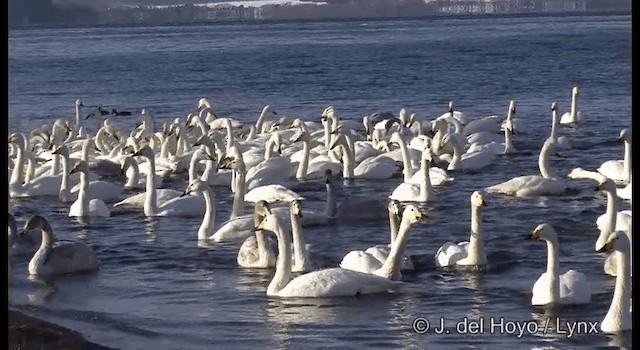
26, 274, 57, 305
144, 217, 158, 242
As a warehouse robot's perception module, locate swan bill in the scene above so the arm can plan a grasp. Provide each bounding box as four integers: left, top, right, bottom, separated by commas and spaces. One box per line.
596, 240, 614, 253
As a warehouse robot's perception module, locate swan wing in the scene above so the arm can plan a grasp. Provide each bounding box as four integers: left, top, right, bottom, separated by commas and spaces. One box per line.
210, 215, 256, 242
156, 194, 206, 217
276, 267, 398, 298
597, 160, 625, 183
245, 185, 304, 203
45, 242, 99, 274
435, 241, 468, 267
559, 269, 591, 304
89, 199, 111, 217
531, 272, 552, 306
485, 175, 566, 197
389, 183, 420, 202
340, 250, 382, 273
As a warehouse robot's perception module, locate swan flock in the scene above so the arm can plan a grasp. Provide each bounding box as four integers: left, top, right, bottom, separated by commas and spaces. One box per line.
8, 89, 632, 334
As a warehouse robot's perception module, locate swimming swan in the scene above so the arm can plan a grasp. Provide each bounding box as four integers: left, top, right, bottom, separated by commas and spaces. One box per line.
8, 213, 39, 257
20, 215, 99, 276
597, 128, 632, 185
485, 139, 566, 197
389, 148, 433, 203
338, 205, 424, 280
237, 200, 279, 268
596, 231, 632, 333
69, 161, 111, 218
256, 211, 405, 298
435, 191, 488, 268
527, 223, 591, 305
547, 102, 571, 150
559, 84, 581, 125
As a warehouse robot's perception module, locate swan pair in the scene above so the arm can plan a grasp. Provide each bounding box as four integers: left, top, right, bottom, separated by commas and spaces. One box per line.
339, 199, 419, 279
256, 205, 424, 297
18, 215, 99, 276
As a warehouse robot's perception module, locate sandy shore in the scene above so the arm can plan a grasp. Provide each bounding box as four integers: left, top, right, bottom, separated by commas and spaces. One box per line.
9, 309, 115, 350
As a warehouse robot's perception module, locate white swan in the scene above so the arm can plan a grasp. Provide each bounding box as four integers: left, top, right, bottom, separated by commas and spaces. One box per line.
435, 191, 488, 267
436, 101, 467, 125
559, 84, 581, 125
69, 161, 111, 218
597, 128, 632, 185
339, 205, 424, 280
256, 211, 402, 298
237, 200, 278, 268
485, 139, 566, 197
8, 213, 39, 256
465, 116, 515, 155
389, 148, 433, 203
132, 145, 205, 217
245, 184, 305, 204
596, 231, 632, 333
527, 223, 591, 305
388, 131, 453, 186
547, 102, 572, 150
330, 133, 398, 180
20, 215, 99, 276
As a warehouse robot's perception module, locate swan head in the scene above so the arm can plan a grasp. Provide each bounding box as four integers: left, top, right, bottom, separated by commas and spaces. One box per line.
291, 199, 303, 218
70, 160, 89, 175
262, 104, 277, 116
182, 179, 208, 197
550, 101, 558, 113
254, 212, 281, 234
471, 191, 487, 208
448, 101, 454, 113
388, 199, 403, 216
618, 128, 631, 144
254, 200, 272, 217
402, 205, 424, 224
526, 223, 557, 242
198, 98, 212, 110
133, 145, 155, 160
291, 129, 310, 143
52, 145, 69, 157
329, 134, 346, 151
324, 169, 334, 184
219, 146, 244, 169
388, 131, 403, 146
75, 99, 83, 108
321, 106, 336, 121
596, 231, 629, 254
596, 178, 617, 193
572, 84, 580, 96
20, 215, 49, 235
508, 100, 516, 115
8, 132, 26, 147
398, 108, 409, 124
269, 133, 282, 154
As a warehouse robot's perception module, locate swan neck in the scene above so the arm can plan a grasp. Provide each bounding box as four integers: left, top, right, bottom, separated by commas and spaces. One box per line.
604, 248, 631, 326
466, 205, 486, 265
291, 211, 308, 270
199, 189, 215, 240
503, 124, 514, 153
342, 143, 354, 179
604, 189, 618, 233
570, 92, 577, 116
264, 138, 275, 160
623, 140, 631, 182
389, 211, 400, 245
378, 215, 413, 279
143, 155, 159, 216
268, 219, 293, 296
550, 111, 558, 142
59, 154, 70, 196
35, 223, 54, 262
449, 140, 462, 169
323, 121, 331, 148
255, 109, 268, 134
10, 143, 24, 186
419, 158, 432, 200
50, 153, 61, 176
230, 163, 246, 219
544, 237, 560, 302
397, 137, 414, 182
324, 180, 337, 217
188, 151, 201, 184
296, 140, 310, 180
538, 143, 556, 179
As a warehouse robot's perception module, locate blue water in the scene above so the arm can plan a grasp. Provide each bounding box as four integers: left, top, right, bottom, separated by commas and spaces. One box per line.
8, 14, 632, 350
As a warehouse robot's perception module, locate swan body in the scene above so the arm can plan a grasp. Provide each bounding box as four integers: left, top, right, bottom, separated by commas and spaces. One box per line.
485, 139, 566, 197
244, 185, 304, 204
256, 211, 401, 298
597, 231, 632, 333
527, 223, 591, 305
435, 191, 488, 267
237, 200, 278, 268
21, 215, 99, 276
443, 133, 496, 171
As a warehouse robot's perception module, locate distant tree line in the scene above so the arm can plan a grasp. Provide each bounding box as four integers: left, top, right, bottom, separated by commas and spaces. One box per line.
9, 0, 99, 27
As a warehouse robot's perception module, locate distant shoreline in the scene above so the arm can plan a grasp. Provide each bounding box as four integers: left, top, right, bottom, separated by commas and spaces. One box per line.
8, 9, 630, 31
